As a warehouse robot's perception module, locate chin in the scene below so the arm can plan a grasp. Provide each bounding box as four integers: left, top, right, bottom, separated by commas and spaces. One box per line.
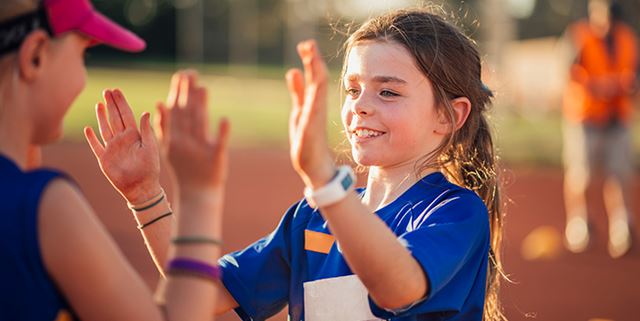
34, 126, 64, 145
351, 149, 382, 167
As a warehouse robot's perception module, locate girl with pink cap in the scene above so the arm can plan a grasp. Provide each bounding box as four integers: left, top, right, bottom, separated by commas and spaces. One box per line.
0, 0, 227, 320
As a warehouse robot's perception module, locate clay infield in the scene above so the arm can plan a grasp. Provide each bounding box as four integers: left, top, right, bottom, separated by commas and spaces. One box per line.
41, 142, 640, 321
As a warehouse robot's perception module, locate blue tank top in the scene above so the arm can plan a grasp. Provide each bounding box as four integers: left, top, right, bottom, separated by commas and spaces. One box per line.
0, 154, 76, 321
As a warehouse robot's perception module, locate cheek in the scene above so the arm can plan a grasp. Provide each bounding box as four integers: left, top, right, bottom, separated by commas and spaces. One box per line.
70, 63, 87, 96
341, 104, 352, 132
60, 64, 86, 109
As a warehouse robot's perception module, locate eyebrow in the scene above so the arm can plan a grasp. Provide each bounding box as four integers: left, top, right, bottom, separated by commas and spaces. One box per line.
345, 74, 408, 85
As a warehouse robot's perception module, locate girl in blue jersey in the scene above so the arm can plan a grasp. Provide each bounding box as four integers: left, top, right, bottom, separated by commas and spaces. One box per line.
94, 7, 506, 321
0, 0, 229, 320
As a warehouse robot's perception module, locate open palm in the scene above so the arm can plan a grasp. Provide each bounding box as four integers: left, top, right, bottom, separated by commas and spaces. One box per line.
286, 40, 335, 189
84, 89, 162, 204
154, 71, 230, 194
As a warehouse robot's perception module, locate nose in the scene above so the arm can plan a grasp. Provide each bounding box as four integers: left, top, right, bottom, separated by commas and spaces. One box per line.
351, 92, 374, 116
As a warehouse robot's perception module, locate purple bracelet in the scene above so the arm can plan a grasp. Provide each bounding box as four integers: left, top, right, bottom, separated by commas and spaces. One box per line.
167, 258, 221, 281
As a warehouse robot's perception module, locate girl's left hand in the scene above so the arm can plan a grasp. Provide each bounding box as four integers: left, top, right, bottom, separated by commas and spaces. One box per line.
84, 89, 162, 205
286, 40, 335, 189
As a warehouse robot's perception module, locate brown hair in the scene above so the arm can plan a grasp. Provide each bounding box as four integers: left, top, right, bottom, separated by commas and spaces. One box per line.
343, 8, 506, 321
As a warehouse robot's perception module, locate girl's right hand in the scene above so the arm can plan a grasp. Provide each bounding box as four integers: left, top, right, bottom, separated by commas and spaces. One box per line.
155, 70, 230, 195
84, 89, 162, 205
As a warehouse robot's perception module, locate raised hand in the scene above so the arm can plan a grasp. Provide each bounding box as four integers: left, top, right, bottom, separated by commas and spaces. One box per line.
286, 40, 335, 189
84, 89, 162, 204
155, 70, 230, 195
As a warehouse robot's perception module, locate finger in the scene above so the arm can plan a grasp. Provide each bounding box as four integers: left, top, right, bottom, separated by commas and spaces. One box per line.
192, 86, 208, 139
173, 73, 191, 131
112, 89, 138, 130
301, 40, 328, 103
178, 70, 195, 109
184, 69, 198, 109
286, 68, 305, 109
309, 40, 329, 84
84, 126, 105, 159
298, 41, 328, 124
296, 40, 328, 92
167, 72, 183, 108
215, 117, 231, 152
96, 102, 114, 143
155, 102, 170, 155
297, 40, 314, 88
213, 118, 231, 182
104, 89, 126, 133
139, 112, 157, 149
155, 101, 169, 140
286, 69, 304, 142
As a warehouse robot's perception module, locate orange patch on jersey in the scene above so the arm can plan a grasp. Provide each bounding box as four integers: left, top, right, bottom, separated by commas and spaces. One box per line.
55, 310, 72, 321
304, 229, 335, 254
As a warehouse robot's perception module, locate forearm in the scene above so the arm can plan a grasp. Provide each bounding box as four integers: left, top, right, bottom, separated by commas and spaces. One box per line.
130, 191, 174, 276
133, 191, 223, 276
138, 218, 173, 276
158, 188, 237, 319
160, 238, 219, 321
319, 193, 427, 309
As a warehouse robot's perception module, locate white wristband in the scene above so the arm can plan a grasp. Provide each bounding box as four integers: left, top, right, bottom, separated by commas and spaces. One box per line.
304, 165, 356, 208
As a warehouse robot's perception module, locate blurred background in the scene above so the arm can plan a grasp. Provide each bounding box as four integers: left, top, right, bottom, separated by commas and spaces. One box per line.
51, 0, 640, 320
67, 0, 640, 164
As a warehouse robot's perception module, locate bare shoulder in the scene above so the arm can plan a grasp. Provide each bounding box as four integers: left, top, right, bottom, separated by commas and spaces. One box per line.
37, 178, 163, 320
39, 178, 92, 216
37, 178, 109, 270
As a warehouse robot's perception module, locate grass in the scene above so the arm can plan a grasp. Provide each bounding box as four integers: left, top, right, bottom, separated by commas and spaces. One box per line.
67, 67, 640, 167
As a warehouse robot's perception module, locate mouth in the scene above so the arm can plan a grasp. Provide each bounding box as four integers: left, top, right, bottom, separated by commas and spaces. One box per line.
350, 127, 386, 142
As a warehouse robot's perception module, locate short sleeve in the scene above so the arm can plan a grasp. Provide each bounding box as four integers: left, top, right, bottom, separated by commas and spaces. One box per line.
368, 190, 490, 319
219, 202, 300, 321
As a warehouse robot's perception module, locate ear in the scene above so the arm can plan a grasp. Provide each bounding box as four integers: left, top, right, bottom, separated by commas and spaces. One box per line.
434, 97, 471, 135
17, 30, 49, 82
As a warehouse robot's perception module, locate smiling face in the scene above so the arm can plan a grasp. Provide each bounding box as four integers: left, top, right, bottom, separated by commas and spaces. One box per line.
341, 40, 444, 168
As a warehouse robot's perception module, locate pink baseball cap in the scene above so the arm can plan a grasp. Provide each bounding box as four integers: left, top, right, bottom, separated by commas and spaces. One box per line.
0, 0, 145, 55
44, 0, 146, 52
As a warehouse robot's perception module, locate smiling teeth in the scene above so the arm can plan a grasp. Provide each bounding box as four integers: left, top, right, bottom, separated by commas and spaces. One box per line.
354, 129, 383, 138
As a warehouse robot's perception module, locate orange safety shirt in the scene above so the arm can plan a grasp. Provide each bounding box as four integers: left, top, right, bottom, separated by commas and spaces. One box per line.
563, 20, 638, 125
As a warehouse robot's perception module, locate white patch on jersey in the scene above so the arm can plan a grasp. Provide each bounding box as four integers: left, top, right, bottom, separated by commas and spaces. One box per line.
303, 275, 384, 321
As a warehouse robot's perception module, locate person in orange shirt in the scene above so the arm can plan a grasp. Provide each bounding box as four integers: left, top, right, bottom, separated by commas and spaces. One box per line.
562, 0, 637, 258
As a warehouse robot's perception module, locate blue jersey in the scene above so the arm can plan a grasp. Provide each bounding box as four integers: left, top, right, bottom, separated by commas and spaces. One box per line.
0, 154, 76, 321
220, 172, 490, 321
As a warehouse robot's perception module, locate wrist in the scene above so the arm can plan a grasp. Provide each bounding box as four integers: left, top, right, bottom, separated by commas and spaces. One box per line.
178, 189, 224, 225
125, 183, 163, 207
304, 165, 355, 208
300, 163, 336, 190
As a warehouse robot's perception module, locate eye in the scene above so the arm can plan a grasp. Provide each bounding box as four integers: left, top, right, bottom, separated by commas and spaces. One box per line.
83, 51, 91, 61
345, 88, 360, 98
380, 90, 399, 97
